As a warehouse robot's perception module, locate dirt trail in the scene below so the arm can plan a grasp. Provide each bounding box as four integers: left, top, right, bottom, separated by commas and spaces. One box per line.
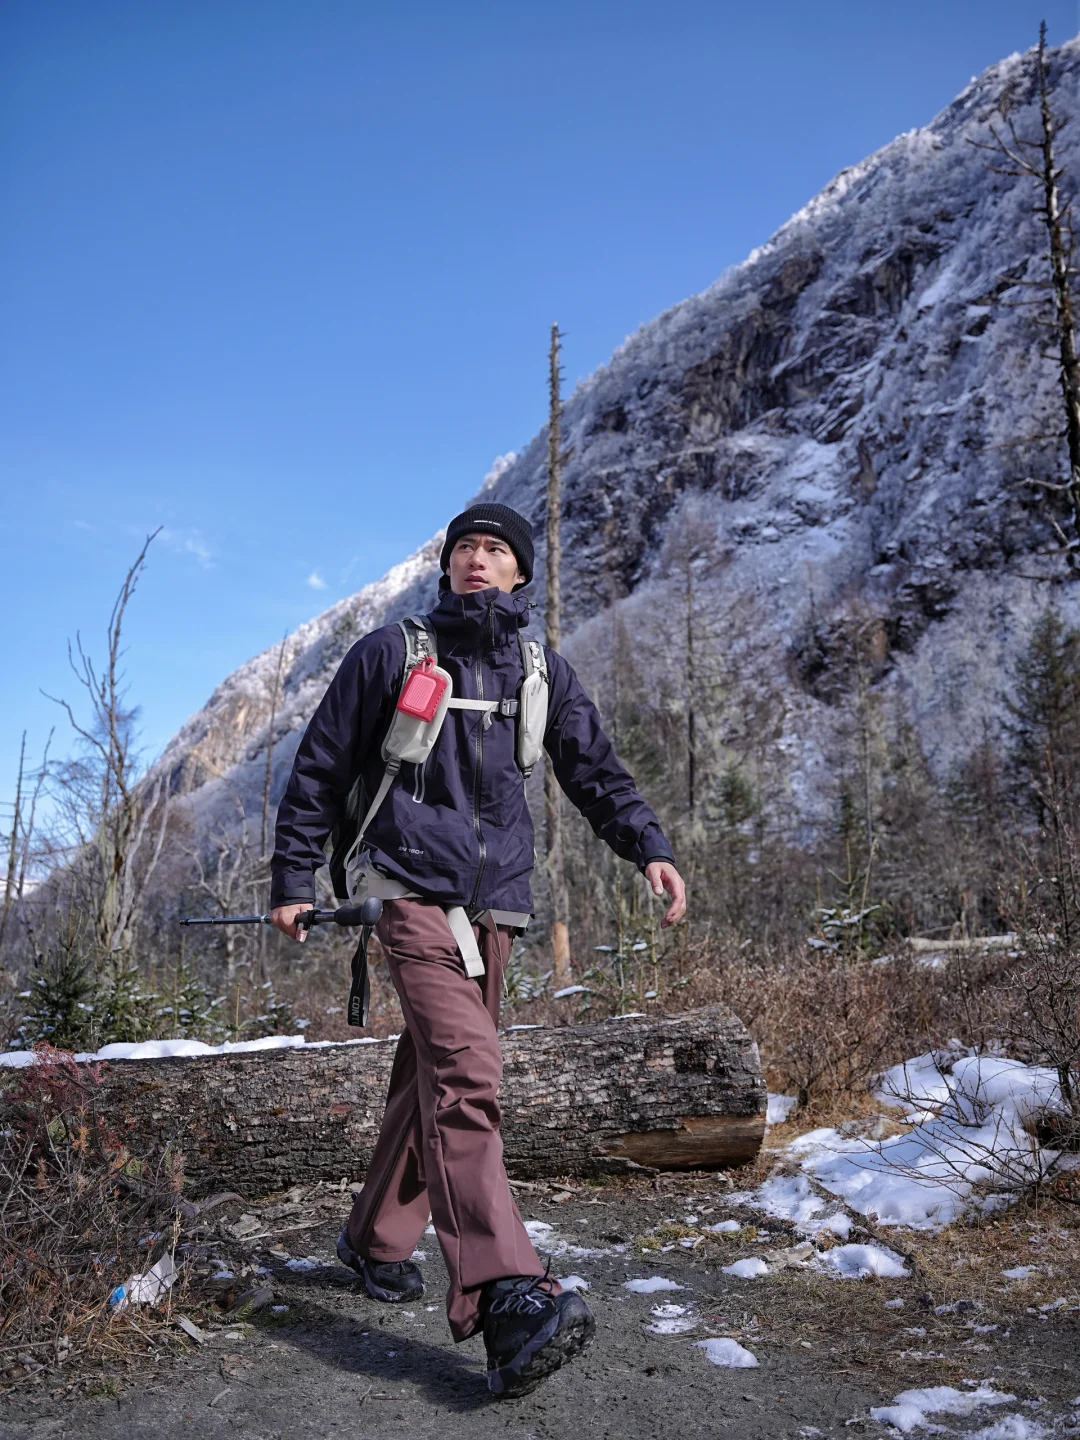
2, 1176, 1078, 1439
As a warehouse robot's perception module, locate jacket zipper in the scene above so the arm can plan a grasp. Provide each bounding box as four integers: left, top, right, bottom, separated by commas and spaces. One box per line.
468, 600, 496, 910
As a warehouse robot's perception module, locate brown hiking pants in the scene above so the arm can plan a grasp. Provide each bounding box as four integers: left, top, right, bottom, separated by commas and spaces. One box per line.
345, 899, 547, 1341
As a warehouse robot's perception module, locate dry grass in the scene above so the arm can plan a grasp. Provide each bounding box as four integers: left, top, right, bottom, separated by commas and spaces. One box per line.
0, 1047, 194, 1395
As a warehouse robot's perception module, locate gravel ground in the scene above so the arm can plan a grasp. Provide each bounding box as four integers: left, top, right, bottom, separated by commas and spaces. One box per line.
2, 1175, 1078, 1440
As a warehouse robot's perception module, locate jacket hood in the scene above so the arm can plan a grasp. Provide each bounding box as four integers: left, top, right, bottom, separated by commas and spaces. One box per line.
428, 586, 533, 652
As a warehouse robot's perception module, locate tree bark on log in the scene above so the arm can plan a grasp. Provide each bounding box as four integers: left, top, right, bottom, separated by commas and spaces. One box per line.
87, 1006, 765, 1196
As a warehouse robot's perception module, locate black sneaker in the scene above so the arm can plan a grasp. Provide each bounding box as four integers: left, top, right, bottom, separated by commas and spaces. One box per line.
482, 1273, 595, 1399
336, 1228, 424, 1303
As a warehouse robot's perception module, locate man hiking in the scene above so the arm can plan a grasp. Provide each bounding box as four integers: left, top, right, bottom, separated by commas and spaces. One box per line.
270, 501, 685, 1398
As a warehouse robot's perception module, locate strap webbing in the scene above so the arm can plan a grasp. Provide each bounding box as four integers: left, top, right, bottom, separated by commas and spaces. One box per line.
445, 906, 486, 977
340, 757, 401, 879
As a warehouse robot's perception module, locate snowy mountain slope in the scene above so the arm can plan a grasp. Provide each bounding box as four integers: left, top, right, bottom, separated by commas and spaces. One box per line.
158, 39, 1080, 836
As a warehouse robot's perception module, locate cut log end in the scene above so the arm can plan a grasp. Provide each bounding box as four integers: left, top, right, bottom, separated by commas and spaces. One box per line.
598, 1114, 767, 1171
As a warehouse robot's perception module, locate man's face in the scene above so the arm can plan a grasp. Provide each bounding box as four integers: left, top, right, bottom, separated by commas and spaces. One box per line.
448, 532, 525, 595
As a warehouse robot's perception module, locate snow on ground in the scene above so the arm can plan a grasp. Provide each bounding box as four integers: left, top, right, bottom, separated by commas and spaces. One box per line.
821, 1243, 908, 1279
967, 1418, 1047, 1440
767, 1093, 798, 1126
646, 1303, 697, 1336
736, 1053, 1067, 1232
868, 1382, 1014, 1434
696, 1337, 758, 1368
729, 1173, 852, 1239
0, 1034, 393, 1066
556, 1275, 590, 1292
623, 1277, 685, 1294
721, 1257, 769, 1279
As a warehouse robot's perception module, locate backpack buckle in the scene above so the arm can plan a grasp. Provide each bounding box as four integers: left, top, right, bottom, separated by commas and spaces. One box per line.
499, 698, 519, 717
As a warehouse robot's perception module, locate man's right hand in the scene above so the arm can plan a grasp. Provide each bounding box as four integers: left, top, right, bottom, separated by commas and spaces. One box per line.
271, 903, 312, 942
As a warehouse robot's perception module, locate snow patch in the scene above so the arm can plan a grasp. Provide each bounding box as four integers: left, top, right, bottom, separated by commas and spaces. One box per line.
0, 1034, 391, 1067
869, 1382, 1014, 1434
767, 1093, 798, 1126
557, 1274, 590, 1292
696, 1337, 758, 1368
623, 1276, 685, 1294
821, 1243, 908, 1279
780, 1055, 1066, 1229
721, 1257, 769, 1279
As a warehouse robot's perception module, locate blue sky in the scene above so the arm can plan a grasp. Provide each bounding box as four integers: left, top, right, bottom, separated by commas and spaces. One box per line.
2, 0, 1077, 800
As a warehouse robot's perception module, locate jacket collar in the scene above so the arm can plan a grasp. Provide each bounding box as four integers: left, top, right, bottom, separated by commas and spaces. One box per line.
428, 586, 532, 653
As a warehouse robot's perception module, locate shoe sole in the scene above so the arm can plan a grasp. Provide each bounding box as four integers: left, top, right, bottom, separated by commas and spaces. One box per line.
336, 1230, 424, 1304
488, 1306, 596, 1399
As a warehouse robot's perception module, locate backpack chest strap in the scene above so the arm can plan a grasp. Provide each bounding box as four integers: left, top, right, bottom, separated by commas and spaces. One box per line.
445, 697, 518, 728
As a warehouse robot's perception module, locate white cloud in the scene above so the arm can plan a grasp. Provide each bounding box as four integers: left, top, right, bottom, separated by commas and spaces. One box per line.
159, 527, 216, 570
307, 571, 328, 591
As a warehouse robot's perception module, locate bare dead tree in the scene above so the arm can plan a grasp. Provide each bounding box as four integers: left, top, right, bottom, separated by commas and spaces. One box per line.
192, 796, 263, 988
0, 735, 26, 954
44, 531, 169, 955
545, 322, 571, 980
261, 634, 289, 860
971, 24, 1080, 563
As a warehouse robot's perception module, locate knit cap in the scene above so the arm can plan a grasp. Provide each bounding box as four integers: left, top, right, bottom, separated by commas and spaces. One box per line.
440, 503, 534, 586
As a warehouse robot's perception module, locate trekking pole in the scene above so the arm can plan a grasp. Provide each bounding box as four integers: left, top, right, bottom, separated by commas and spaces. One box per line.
179, 898, 383, 1027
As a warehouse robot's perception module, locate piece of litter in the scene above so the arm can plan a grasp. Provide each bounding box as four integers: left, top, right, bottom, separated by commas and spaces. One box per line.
176, 1316, 205, 1344
208, 1388, 231, 1408
696, 1337, 758, 1368
558, 1275, 590, 1292
821, 1243, 908, 1279
722, 1258, 769, 1279
112, 1252, 178, 1310
271, 1305, 290, 1314
763, 1242, 814, 1269
286, 1256, 321, 1272
623, 1276, 685, 1294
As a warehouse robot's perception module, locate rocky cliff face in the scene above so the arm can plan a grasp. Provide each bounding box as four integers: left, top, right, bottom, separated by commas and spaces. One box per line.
159, 40, 1080, 840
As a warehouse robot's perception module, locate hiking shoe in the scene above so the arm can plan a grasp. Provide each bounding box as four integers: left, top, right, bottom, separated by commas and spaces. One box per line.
336, 1228, 424, 1302
482, 1273, 595, 1399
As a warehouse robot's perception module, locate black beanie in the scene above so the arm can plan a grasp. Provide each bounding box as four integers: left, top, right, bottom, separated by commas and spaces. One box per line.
440, 503, 534, 586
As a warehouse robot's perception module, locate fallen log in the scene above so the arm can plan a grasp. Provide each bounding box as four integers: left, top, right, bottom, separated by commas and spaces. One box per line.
87, 1005, 765, 1195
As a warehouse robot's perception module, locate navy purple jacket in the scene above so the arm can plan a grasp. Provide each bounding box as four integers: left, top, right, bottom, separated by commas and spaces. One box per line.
270, 586, 675, 912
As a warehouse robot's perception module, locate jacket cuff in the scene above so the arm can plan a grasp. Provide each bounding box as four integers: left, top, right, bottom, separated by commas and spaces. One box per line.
270, 872, 316, 908
640, 852, 676, 872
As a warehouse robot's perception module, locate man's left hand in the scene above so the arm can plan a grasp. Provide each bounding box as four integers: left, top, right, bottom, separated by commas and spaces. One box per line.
645, 861, 687, 928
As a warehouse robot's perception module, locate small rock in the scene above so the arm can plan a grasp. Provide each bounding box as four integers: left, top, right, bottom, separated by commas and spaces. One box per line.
227, 1286, 275, 1316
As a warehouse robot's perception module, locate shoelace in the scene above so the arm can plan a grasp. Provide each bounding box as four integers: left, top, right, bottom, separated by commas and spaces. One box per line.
487, 1263, 557, 1318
